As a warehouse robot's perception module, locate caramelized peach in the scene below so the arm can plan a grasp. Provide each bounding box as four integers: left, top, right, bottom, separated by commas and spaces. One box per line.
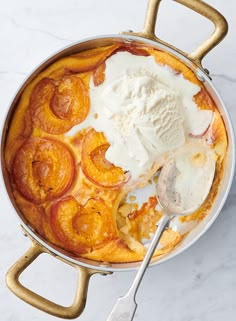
81, 129, 128, 188
93, 62, 106, 86
117, 44, 150, 57
50, 196, 117, 254
30, 75, 89, 134
13, 137, 75, 203
194, 88, 216, 111
210, 110, 228, 157
33, 45, 121, 78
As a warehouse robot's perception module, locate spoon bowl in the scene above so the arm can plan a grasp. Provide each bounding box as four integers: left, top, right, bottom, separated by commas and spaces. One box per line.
157, 143, 216, 216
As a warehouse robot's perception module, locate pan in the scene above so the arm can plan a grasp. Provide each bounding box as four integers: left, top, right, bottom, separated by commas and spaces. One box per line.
1, 0, 235, 319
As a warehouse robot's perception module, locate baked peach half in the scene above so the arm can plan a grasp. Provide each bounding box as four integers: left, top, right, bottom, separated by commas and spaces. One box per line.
81, 128, 129, 188
30, 75, 89, 134
50, 196, 117, 254
13, 137, 75, 204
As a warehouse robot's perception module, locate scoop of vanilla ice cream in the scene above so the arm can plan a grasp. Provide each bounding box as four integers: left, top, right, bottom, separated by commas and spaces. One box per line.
104, 73, 185, 171
88, 52, 201, 182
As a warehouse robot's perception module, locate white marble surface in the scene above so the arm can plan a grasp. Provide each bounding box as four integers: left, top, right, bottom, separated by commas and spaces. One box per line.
0, 0, 235, 320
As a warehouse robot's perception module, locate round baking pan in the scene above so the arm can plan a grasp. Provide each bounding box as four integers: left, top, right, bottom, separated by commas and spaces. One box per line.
1, 0, 234, 319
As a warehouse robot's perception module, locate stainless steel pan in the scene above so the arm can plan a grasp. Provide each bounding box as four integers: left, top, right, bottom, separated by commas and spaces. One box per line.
1, 0, 235, 319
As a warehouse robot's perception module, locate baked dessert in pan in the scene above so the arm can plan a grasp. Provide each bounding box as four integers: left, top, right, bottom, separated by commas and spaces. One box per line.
5, 43, 227, 263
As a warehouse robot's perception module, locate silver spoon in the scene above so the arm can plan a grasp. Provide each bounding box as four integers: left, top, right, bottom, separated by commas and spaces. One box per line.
106, 146, 216, 321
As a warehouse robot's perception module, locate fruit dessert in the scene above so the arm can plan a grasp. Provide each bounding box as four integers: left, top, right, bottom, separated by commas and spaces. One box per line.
5, 43, 227, 263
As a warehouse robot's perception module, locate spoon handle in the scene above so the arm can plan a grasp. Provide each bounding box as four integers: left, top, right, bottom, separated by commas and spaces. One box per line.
106, 213, 170, 321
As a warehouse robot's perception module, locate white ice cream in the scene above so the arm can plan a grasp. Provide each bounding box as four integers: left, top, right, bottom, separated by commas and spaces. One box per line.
67, 51, 213, 183
91, 69, 186, 180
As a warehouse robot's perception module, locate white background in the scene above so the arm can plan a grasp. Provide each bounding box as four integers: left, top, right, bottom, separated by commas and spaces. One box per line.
0, 1, 235, 320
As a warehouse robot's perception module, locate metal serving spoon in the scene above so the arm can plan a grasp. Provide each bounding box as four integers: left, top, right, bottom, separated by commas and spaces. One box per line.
106, 147, 216, 321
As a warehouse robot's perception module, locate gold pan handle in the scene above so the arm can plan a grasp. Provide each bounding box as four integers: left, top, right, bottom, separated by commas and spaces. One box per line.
6, 241, 100, 319
124, 0, 228, 69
